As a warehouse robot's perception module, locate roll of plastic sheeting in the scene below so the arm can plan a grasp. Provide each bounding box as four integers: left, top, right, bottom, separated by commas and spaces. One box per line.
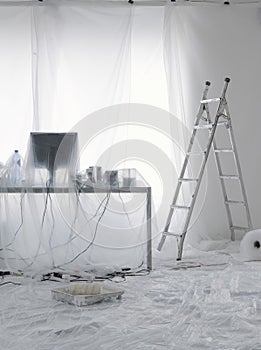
240, 229, 261, 261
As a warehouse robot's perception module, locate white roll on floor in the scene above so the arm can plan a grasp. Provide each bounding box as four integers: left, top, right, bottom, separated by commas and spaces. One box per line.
240, 229, 261, 261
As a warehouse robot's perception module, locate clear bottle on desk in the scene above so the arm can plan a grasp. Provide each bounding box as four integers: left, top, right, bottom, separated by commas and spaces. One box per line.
9, 150, 21, 187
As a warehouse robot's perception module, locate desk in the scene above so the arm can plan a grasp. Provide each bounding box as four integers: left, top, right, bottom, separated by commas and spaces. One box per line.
1, 185, 152, 270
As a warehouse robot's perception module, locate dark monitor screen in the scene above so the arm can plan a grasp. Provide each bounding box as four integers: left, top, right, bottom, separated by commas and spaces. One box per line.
30, 132, 78, 185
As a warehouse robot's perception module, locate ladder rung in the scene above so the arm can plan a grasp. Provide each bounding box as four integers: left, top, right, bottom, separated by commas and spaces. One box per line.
171, 205, 190, 210
225, 200, 245, 205
186, 151, 205, 156
194, 121, 227, 130
214, 148, 233, 153
216, 121, 228, 126
162, 232, 182, 238
200, 97, 221, 104
231, 226, 249, 231
194, 124, 212, 130
178, 178, 198, 182
220, 175, 239, 180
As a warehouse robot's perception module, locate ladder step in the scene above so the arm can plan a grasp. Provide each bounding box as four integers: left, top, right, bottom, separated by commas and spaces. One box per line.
225, 200, 245, 205
200, 97, 221, 104
214, 148, 233, 153
220, 175, 239, 180
178, 178, 199, 182
231, 226, 249, 231
162, 232, 182, 238
194, 124, 212, 130
171, 205, 190, 210
194, 121, 227, 130
186, 151, 206, 156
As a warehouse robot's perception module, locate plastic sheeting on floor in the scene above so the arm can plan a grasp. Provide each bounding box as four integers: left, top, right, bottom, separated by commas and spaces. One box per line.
1, 244, 261, 349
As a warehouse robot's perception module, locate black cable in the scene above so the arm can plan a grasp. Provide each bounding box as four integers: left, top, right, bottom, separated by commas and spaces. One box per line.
24, 182, 51, 270
55, 192, 111, 267
40, 263, 150, 284
76, 183, 110, 223
0, 271, 10, 277
87, 193, 111, 222
42, 189, 81, 253
1, 192, 25, 250
41, 182, 50, 227
0, 281, 21, 287
124, 268, 150, 276
23, 188, 109, 268
47, 191, 55, 267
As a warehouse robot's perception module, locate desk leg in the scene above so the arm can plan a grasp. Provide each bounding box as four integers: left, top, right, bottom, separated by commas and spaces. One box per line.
146, 187, 152, 270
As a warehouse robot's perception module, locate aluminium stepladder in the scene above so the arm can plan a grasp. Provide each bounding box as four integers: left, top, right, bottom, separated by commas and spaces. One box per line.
157, 78, 253, 261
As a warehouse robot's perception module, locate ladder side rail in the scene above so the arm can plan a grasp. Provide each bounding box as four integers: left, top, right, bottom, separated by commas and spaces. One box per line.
158, 82, 211, 251
177, 105, 224, 260
157, 181, 183, 250
221, 77, 231, 99
204, 97, 235, 240
212, 137, 235, 240
176, 81, 212, 181
225, 108, 253, 231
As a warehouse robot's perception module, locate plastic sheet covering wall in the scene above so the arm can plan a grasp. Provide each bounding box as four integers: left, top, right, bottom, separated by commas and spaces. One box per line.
0, 1, 170, 271
163, 3, 261, 249
0, 3, 33, 161
1, 1, 261, 269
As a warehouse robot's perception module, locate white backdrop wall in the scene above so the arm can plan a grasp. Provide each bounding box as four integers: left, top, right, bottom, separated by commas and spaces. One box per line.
0, 0, 169, 162
164, 4, 261, 247
1, 1, 261, 268
0, 4, 33, 160
0, 0, 173, 270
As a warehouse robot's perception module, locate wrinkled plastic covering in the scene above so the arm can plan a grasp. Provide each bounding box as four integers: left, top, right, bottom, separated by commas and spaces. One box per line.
1, 245, 261, 349
0, 187, 149, 272
0, 126, 165, 272
0, 133, 151, 271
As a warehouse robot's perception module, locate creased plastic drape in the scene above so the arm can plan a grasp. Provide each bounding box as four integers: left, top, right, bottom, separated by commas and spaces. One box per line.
1, 0, 189, 270
163, 3, 261, 249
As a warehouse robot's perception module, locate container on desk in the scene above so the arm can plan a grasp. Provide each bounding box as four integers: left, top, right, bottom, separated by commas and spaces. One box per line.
120, 168, 136, 187
103, 170, 118, 187
87, 166, 102, 184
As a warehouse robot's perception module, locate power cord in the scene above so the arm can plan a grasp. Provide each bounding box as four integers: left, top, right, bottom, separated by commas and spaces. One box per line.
0, 281, 21, 287
54, 191, 111, 268
41, 265, 150, 284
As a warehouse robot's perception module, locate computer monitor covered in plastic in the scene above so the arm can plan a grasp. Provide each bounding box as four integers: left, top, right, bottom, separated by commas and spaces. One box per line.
28, 132, 78, 187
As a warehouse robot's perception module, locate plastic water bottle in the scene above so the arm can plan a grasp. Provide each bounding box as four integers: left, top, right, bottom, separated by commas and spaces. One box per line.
10, 150, 21, 186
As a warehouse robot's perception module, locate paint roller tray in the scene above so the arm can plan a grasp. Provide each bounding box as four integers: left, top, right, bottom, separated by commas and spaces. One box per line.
51, 283, 124, 306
